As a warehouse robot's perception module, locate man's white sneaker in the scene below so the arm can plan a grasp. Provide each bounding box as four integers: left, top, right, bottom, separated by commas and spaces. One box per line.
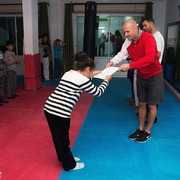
74, 157, 80, 162
73, 162, 84, 170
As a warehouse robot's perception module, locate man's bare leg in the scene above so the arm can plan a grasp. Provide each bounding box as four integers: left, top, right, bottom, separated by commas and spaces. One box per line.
145, 105, 157, 133
138, 102, 147, 131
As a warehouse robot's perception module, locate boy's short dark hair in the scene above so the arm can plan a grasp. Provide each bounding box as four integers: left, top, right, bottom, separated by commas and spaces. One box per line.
56, 39, 60, 42
6, 40, 14, 46
42, 33, 48, 38
74, 51, 95, 71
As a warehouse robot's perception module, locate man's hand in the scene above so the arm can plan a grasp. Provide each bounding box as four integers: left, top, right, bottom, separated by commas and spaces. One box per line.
106, 61, 114, 67
119, 63, 130, 72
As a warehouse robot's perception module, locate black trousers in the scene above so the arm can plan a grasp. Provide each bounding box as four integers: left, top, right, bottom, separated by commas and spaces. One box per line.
127, 69, 134, 98
0, 73, 5, 99
44, 111, 76, 171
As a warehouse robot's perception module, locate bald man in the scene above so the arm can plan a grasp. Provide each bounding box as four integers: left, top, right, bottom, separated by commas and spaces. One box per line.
106, 19, 164, 143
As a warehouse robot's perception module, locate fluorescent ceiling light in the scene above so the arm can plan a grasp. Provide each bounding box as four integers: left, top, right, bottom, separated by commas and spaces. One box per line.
98, 27, 105, 29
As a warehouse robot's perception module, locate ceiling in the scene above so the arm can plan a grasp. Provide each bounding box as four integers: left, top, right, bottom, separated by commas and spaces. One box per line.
0, 0, 22, 4
0, 0, 48, 4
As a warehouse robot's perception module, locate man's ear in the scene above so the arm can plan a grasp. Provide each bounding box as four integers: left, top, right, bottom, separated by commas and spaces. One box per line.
150, 22, 154, 27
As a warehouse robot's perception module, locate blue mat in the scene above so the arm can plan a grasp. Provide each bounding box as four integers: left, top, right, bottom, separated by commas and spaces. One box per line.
59, 78, 180, 180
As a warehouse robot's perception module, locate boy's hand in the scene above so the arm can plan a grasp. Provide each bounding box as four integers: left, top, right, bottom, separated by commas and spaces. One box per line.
2, 57, 8, 63
105, 75, 112, 81
93, 70, 101, 76
13, 56, 18, 62
17, 59, 22, 64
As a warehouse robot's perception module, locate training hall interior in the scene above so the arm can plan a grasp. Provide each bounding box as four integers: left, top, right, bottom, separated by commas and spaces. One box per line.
0, 0, 180, 179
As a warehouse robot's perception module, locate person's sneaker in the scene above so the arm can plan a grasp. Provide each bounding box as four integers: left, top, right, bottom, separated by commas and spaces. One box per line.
72, 162, 84, 170
135, 131, 151, 143
129, 129, 144, 140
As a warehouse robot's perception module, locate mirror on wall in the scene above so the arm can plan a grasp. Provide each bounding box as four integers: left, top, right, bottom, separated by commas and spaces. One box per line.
164, 21, 180, 93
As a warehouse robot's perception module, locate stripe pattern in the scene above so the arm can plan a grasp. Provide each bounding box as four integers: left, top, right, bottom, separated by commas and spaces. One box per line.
44, 70, 108, 118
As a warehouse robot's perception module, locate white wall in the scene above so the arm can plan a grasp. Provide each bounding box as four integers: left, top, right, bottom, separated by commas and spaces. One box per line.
166, 0, 180, 24
49, 0, 167, 42
152, 0, 167, 36
18, 0, 178, 76
48, 0, 167, 75
49, 0, 65, 43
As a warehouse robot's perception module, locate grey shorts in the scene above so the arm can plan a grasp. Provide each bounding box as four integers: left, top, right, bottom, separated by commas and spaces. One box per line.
137, 72, 164, 105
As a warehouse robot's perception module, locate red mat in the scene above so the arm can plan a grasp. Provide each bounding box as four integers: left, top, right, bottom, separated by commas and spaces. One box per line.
0, 85, 93, 180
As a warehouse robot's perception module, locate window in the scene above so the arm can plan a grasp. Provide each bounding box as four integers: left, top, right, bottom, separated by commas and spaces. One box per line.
0, 16, 23, 55
77, 15, 143, 57
164, 21, 180, 93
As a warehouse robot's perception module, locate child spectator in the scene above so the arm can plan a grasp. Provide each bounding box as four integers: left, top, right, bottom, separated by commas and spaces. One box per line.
4, 40, 21, 99
39, 36, 44, 81
42, 33, 50, 81
53, 39, 65, 79
0, 50, 8, 105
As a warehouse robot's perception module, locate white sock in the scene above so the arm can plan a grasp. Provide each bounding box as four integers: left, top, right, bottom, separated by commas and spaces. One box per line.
74, 157, 80, 162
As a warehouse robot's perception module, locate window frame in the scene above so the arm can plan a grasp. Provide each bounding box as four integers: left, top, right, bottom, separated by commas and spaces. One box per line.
75, 13, 144, 58
0, 14, 23, 55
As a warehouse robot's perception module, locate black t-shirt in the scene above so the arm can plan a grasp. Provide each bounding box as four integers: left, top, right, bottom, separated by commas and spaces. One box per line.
43, 44, 49, 58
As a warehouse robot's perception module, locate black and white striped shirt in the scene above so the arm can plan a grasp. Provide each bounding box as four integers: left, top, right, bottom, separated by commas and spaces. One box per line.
44, 70, 109, 118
